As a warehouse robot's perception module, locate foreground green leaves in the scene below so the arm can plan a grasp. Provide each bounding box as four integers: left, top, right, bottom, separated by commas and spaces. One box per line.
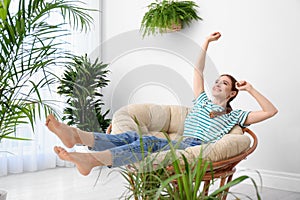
120, 134, 261, 200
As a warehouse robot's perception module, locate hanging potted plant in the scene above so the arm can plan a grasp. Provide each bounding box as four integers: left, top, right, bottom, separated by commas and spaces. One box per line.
57, 54, 111, 133
140, 0, 202, 37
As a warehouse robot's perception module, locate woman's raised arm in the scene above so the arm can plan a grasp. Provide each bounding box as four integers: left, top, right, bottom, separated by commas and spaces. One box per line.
194, 32, 221, 98
236, 81, 278, 125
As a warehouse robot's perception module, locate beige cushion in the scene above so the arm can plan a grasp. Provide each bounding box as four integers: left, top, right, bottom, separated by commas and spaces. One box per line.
111, 104, 170, 135
149, 126, 250, 165
111, 104, 250, 163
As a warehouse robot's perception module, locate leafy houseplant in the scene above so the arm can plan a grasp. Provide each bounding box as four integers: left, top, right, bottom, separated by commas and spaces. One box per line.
120, 132, 261, 200
140, 0, 202, 37
121, 149, 261, 200
57, 54, 111, 132
0, 0, 94, 141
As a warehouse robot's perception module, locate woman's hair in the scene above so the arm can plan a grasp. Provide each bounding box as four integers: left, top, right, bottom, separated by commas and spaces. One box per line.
209, 74, 239, 118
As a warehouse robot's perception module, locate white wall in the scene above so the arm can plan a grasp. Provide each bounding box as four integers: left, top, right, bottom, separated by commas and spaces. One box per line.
97, 0, 300, 192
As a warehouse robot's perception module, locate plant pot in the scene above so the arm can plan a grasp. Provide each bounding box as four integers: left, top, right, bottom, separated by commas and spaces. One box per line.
166, 22, 182, 33
0, 190, 7, 200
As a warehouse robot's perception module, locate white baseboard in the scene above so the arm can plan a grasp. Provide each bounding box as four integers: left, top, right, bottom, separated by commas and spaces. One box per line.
235, 167, 300, 193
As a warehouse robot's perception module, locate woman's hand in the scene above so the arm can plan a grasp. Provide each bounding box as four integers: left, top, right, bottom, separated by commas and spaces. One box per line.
206, 32, 221, 43
237, 80, 278, 125
235, 80, 253, 92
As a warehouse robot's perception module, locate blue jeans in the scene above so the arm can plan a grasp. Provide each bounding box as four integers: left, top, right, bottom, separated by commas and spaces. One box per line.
89, 131, 202, 167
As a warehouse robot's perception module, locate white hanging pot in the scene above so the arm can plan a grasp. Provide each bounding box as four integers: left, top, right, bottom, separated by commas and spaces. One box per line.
0, 190, 7, 200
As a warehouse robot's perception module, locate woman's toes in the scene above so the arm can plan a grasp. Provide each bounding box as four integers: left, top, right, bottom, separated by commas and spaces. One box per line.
54, 146, 60, 154
54, 146, 66, 155
46, 114, 54, 126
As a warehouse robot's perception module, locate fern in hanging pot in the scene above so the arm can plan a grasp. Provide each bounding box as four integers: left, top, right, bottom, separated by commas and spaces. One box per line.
140, 0, 202, 37
57, 54, 111, 132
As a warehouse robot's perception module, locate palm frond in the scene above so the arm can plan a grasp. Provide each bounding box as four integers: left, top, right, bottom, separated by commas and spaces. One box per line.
0, 0, 96, 141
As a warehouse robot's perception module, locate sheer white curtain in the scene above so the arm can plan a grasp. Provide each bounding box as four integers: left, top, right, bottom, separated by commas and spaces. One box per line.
0, 1, 102, 177
0, 75, 77, 176
0, 117, 74, 177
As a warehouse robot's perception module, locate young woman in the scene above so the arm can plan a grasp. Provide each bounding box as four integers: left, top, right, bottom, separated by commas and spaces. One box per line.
46, 32, 278, 176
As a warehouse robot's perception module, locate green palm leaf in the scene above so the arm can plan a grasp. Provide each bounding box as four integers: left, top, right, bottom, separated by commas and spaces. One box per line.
0, 0, 95, 141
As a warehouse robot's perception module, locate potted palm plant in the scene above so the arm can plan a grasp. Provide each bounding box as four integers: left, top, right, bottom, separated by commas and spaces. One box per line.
140, 0, 202, 37
0, 0, 94, 199
0, 0, 94, 141
57, 54, 111, 132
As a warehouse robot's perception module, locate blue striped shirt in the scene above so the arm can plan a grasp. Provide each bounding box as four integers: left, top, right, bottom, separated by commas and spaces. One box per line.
183, 92, 250, 143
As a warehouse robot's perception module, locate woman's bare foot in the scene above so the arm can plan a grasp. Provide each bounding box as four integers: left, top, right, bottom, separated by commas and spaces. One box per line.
46, 114, 80, 148
54, 146, 102, 176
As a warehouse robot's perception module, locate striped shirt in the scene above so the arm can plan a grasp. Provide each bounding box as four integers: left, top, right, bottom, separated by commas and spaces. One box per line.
183, 92, 250, 143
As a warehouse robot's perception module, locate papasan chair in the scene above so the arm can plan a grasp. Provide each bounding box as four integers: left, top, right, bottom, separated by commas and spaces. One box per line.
106, 103, 258, 200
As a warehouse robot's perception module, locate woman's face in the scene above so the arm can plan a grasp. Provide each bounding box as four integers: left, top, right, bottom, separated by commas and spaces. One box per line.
212, 76, 235, 99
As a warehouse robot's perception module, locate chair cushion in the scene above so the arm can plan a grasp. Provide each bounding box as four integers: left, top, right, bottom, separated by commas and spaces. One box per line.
111, 104, 171, 135
111, 104, 251, 163
148, 126, 250, 164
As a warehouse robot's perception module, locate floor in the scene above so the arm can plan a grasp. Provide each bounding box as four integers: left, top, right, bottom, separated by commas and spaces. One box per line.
1, 167, 300, 200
